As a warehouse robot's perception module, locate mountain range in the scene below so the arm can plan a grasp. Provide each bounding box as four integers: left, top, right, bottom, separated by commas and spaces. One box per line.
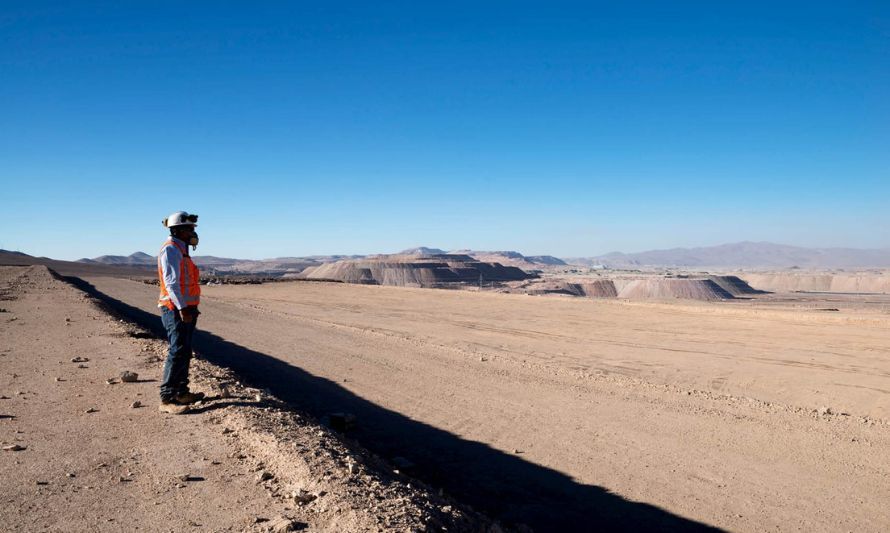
74, 249, 568, 273
568, 242, 890, 269
6, 242, 890, 275
77, 252, 323, 275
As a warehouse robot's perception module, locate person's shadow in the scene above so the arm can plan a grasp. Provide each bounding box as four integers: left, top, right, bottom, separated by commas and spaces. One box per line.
65, 275, 723, 532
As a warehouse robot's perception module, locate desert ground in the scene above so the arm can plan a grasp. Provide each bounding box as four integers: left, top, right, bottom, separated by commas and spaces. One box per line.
3, 264, 890, 531
0, 266, 485, 532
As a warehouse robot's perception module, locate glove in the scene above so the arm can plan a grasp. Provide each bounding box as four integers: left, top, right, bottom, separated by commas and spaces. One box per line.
179, 306, 199, 323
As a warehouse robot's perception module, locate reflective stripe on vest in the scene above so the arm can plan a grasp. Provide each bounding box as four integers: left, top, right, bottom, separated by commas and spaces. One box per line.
157, 240, 201, 310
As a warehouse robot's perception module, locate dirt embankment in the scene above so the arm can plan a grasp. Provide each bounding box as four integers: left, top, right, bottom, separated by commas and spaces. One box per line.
523, 280, 619, 298
741, 272, 890, 294
614, 279, 734, 300
0, 266, 490, 532
705, 276, 765, 297
518, 276, 760, 301
299, 254, 534, 287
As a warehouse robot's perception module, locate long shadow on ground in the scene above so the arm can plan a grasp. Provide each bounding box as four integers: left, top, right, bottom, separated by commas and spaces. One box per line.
66, 275, 723, 533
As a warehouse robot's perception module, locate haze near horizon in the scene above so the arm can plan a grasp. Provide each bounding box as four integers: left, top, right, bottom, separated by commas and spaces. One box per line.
2, 2, 887, 260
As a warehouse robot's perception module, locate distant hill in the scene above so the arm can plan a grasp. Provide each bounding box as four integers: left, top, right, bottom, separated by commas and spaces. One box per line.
400, 247, 447, 255
79, 251, 324, 276
190, 255, 239, 266
452, 250, 568, 269
34, 241, 890, 276
78, 251, 155, 266
1, 249, 154, 277
568, 242, 890, 269
79, 248, 570, 272
301, 255, 366, 262
524, 255, 569, 266
396, 247, 566, 269
299, 254, 536, 286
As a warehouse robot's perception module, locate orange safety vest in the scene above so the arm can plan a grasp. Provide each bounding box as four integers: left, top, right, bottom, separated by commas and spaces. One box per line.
157, 239, 201, 310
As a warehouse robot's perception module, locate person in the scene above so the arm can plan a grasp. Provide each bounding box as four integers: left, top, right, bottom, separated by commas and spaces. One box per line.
157, 211, 205, 414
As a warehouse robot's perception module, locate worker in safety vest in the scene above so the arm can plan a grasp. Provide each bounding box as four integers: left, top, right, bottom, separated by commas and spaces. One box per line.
157, 211, 204, 414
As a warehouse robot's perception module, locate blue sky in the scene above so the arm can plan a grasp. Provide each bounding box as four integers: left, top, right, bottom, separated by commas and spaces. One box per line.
2, 1, 888, 259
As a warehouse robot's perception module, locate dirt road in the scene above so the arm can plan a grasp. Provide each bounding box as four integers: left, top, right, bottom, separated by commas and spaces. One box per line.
80, 276, 890, 531
1, 266, 482, 532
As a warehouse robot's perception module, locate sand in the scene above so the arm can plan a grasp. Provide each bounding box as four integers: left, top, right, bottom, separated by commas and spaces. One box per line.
0, 266, 486, 532
74, 273, 890, 532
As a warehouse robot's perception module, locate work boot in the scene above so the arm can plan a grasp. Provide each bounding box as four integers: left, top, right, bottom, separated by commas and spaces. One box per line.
158, 401, 191, 415
174, 391, 205, 404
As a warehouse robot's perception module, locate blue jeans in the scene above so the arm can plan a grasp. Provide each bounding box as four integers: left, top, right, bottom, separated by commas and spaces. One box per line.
160, 306, 198, 401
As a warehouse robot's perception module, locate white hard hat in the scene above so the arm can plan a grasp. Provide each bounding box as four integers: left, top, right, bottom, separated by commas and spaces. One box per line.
163, 211, 199, 228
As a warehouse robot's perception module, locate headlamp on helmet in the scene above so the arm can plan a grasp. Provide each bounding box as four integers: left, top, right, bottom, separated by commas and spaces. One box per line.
163, 211, 199, 228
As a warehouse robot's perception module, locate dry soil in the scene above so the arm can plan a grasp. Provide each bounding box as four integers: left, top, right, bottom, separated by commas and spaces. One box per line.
0, 266, 485, 532
72, 274, 890, 532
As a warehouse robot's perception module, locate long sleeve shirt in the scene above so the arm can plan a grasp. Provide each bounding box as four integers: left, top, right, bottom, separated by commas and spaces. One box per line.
158, 237, 189, 310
